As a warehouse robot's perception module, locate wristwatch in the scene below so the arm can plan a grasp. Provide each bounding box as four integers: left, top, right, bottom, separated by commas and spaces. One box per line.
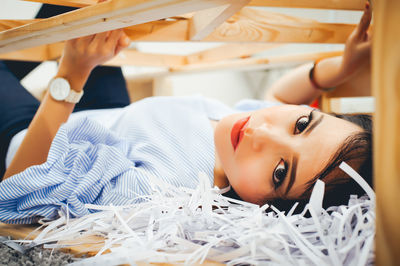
49, 77, 84, 103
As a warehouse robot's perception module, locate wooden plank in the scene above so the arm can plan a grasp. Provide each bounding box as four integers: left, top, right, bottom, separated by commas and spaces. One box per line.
186, 43, 282, 64
23, 0, 97, 8
121, 19, 188, 41
0, 8, 356, 50
22, 0, 366, 10
0, 223, 223, 264
0, 40, 64, 61
0, 19, 37, 32
0, 22, 280, 65
328, 97, 374, 114
106, 49, 186, 67
372, 0, 400, 265
0, 43, 186, 67
1, 24, 261, 67
0, 42, 278, 67
126, 8, 356, 43
0, 0, 234, 54
0, 45, 51, 61
0, 223, 105, 256
204, 8, 355, 43
189, 0, 249, 41
248, 0, 364, 10
171, 50, 343, 73
0, 19, 188, 45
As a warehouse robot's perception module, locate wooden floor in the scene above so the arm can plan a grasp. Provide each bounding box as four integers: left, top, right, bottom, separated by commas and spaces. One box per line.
0, 222, 223, 265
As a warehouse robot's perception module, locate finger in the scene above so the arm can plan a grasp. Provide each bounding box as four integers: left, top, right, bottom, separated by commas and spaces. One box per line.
106, 29, 124, 46
92, 31, 108, 45
115, 45, 125, 56
65, 37, 78, 47
356, 1, 372, 39
367, 30, 373, 41
363, 31, 370, 42
77, 34, 96, 46
115, 37, 130, 55
359, 41, 371, 53
118, 32, 131, 48
357, 41, 372, 59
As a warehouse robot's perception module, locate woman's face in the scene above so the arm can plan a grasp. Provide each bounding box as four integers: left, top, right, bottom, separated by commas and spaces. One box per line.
214, 105, 362, 205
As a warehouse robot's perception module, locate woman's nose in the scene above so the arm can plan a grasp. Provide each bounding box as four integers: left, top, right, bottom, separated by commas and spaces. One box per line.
245, 123, 286, 152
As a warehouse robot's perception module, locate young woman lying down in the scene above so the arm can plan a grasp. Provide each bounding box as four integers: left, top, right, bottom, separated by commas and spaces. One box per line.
0, 4, 372, 223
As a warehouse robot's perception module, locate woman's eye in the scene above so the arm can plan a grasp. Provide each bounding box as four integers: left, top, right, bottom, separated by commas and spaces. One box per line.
294, 110, 313, 134
273, 160, 287, 187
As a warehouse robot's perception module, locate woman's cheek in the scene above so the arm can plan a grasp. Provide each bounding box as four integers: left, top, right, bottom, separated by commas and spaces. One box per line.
234, 162, 261, 191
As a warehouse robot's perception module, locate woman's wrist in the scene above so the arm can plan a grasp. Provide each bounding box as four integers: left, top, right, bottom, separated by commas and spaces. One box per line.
312, 56, 347, 90
56, 63, 91, 93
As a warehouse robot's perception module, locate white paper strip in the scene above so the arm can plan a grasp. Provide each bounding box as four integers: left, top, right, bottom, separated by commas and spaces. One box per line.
12, 166, 374, 265
339, 161, 375, 202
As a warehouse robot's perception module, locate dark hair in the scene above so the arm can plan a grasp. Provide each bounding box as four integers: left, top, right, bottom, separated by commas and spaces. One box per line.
224, 113, 373, 213
272, 113, 373, 212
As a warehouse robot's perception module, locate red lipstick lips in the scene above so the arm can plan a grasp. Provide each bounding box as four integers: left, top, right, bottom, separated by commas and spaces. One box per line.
231, 116, 250, 151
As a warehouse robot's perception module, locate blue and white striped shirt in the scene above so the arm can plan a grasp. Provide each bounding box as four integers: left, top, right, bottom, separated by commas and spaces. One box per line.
0, 96, 277, 224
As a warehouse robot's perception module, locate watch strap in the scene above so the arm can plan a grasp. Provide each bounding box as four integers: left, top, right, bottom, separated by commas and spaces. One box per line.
65, 89, 84, 103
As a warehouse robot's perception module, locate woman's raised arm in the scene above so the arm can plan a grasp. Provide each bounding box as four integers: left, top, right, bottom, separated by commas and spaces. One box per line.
2, 30, 130, 180
265, 1, 371, 105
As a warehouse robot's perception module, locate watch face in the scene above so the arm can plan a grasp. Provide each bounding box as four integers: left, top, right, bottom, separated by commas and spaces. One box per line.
50, 78, 70, 101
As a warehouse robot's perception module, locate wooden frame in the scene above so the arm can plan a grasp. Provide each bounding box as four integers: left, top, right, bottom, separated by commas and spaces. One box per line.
0, 7, 356, 54
1, 0, 399, 264
23, 0, 366, 10
372, 0, 400, 265
0, 0, 239, 53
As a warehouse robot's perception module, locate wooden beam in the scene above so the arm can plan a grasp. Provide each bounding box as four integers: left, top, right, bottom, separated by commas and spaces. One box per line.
106, 49, 186, 67
248, 0, 364, 10
0, 42, 186, 68
0, 19, 37, 32
0, 45, 50, 61
108, 43, 281, 67
0, 43, 278, 67
189, 0, 249, 41
186, 43, 282, 64
0, 7, 356, 51
126, 8, 356, 43
23, 0, 366, 10
0, 43, 63, 61
123, 19, 188, 41
372, 0, 400, 265
171, 50, 343, 73
0, 0, 235, 54
23, 0, 97, 8
204, 8, 355, 43
327, 96, 374, 114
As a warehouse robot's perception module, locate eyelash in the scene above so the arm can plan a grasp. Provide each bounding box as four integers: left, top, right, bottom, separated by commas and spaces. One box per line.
294, 109, 314, 134
272, 110, 314, 189
272, 159, 287, 188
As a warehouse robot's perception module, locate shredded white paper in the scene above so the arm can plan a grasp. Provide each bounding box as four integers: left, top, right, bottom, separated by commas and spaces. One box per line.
18, 162, 374, 265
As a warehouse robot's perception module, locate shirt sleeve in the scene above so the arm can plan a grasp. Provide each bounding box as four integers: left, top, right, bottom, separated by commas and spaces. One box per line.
0, 117, 142, 224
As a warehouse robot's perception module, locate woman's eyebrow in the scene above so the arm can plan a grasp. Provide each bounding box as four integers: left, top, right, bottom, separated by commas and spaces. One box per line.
284, 114, 323, 196
283, 113, 323, 196
284, 154, 298, 195
304, 112, 323, 135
